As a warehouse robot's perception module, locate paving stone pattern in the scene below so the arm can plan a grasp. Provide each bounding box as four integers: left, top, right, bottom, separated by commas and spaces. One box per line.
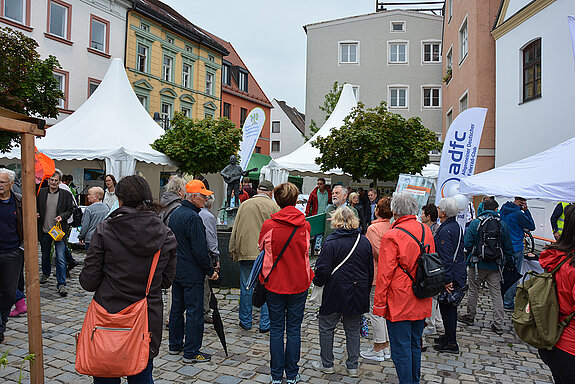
0, 251, 553, 383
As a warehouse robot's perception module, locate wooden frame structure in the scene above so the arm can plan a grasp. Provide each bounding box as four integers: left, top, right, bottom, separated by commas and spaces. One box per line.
0, 107, 46, 383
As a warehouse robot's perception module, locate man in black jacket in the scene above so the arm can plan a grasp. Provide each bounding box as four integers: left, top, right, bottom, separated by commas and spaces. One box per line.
37, 170, 74, 296
168, 180, 219, 364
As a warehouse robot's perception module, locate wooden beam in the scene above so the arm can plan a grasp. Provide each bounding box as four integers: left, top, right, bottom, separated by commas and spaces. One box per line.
20, 133, 45, 384
0, 116, 46, 136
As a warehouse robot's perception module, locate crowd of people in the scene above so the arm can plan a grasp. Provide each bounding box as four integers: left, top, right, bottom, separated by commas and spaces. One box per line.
1, 167, 575, 383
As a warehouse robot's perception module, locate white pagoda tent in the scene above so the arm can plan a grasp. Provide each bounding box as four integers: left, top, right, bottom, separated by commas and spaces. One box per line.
3, 58, 172, 179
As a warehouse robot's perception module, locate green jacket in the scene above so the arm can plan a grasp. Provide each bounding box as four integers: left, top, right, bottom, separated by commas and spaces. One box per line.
323, 203, 359, 240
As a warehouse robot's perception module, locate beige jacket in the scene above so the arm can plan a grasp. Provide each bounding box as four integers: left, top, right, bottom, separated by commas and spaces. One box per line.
229, 194, 280, 262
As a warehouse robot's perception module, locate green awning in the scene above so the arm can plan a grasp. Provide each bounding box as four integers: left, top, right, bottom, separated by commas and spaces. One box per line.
246, 153, 303, 186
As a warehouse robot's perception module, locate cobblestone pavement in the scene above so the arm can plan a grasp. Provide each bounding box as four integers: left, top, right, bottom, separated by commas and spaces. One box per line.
1, 251, 553, 383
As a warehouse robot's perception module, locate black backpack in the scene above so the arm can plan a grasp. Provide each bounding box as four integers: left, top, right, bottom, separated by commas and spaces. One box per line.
397, 223, 445, 299
472, 216, 503, 264
71, 206, 83, 227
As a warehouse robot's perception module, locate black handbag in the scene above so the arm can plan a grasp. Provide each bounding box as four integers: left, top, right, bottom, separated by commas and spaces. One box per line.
71, 206, 83, 228
437, 284, 468, 307
252, 226, 298, 308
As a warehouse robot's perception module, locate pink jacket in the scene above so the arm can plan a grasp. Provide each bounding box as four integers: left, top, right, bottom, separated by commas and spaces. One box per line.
365, 218, 391, 285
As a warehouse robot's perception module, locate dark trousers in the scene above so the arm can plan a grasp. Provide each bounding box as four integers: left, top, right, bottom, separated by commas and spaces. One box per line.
93, 359, 154, 384
0, 248, 24, 335
438, 302, 458, 344
539, 347, 575, 384
169, 281, 204, 358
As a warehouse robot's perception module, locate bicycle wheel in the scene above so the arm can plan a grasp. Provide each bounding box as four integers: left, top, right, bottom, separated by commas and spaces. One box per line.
523, 230, 535, 256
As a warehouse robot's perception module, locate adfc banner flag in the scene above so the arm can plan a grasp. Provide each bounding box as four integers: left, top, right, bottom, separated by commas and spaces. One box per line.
435, 107, 487, 205
238, 107, 266, 171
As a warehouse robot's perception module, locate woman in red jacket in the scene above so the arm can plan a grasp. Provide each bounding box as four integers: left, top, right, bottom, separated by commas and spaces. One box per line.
259, 182, 314, 384
373, 191, 434, 384
538, 204, 575, 383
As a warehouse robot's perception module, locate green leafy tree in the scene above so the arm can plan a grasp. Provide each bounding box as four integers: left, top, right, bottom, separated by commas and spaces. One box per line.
312, 102, 442, 188
305, 81, 344, 141
152, 113, 242, 177
0, 27, 63, 152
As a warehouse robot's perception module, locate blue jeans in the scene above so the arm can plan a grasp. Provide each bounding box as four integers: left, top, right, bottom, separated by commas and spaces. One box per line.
40, 233, 67, 288
169, 281, 204, 358
504, 249, 524, 308
387, 319, 425, 384
239, 260, 270, 330
266, 290, 307, 381
93, 359, 153, 384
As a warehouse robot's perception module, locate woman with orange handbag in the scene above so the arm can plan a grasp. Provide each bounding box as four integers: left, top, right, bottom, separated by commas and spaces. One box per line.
79, 175, 177, 383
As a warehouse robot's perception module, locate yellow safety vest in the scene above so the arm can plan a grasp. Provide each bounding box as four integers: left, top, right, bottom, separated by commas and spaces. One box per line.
557, 202, 570, 235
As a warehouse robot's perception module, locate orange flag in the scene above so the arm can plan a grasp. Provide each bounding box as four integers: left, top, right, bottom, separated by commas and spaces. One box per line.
35, 148, 55, 193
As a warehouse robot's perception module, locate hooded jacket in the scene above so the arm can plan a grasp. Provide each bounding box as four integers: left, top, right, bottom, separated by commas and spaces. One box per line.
313, 228, 373, 315
499, 202, 536, 252
373, 215, 434, 321
434, 216, 466, 288
79, 206, 178, 359
539, 249, 575, 355
305, 186, 331, 217
159, 191, 183, 225
259, 205, 313, 294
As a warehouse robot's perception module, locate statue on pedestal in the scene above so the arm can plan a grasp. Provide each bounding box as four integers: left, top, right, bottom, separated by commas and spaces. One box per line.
220, 155, 257, 209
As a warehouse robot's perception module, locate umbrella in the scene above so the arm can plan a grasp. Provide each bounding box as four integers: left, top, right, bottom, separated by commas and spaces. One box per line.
501, 262, 523, 296
245, 250, 264, 290
209, 285, 228, 356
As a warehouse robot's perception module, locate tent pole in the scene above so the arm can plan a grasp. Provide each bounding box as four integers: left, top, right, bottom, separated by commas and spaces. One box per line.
20, 132, 45, 383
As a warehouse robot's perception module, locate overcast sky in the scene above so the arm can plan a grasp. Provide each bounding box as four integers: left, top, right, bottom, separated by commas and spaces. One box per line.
162, 0, 375, 112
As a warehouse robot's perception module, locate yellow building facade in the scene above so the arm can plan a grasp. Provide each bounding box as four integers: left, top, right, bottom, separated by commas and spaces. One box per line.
125, 2, 228, 127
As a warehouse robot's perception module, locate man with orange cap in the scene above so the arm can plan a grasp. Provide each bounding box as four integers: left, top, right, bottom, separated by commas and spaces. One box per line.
167, 179, 219, 364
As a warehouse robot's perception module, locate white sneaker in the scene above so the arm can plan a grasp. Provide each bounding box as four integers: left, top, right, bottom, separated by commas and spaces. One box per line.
383, 348, 391, 359
423, 326, 436, 336
360, 347, 385, 362
312, 360, 335, 374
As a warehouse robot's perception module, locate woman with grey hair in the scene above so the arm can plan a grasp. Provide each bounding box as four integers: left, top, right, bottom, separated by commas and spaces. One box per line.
433, 197, 466, 354
373, 191, 435, 384
312, 206, 373, 378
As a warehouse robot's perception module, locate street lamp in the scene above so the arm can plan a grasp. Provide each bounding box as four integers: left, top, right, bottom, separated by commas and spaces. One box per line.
153, 112, 170, 130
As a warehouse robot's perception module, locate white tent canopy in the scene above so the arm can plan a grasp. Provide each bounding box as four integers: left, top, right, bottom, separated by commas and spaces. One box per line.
459, 136, 575, 201
3, 58, 172, 178
260, 84, 358, 185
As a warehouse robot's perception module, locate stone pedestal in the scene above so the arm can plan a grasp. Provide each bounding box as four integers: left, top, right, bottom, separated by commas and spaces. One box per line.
217, 230, 240, 288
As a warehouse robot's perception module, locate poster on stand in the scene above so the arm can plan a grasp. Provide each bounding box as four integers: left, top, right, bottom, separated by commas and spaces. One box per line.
396, 174, 434, 213
238, 107, 266, 171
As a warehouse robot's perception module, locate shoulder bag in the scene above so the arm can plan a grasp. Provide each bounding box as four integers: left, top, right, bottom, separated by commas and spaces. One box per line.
309, 232, 361, 305
75, 249, 161, 377
252, 226, 298, 308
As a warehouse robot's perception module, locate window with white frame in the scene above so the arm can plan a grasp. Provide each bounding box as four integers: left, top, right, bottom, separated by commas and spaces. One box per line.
351, 85, 359, 99
162, 56, 173, 82
389, 42, 407, 63
4, 0, 25, 24
431, 133, 442, 154
137, 94, 147, 109
185, 45, 192, 53
423, 87, 441, 108
166, 36, 174, 44
459, 92, 468, 112
339, 42, 358, 64
161, 102, 171, 129
272, 121, 280, 133
222, 63, 231, 86
389, 87, 407, 108
53, 71, 66, 108
140, 22, 149, 32
49, 0, 69, 39
208, 55, 215, 62
205, 72, 214, 95
391, 21, 405, 32
423, 42, 441, 63
90, 16, 107, 52
459, 19, 468, 62
446, 47, 453, 69
137, 44, 148, 72
448, 0, 453, 21
446, 108, 453, 131
271, 141, 280, 152
181, 107, 190, 117
182, 64, 191, 88
238, 71, 248, 92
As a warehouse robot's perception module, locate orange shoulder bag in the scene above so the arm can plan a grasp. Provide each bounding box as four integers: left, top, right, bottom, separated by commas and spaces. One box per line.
75, 250, 161, 377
